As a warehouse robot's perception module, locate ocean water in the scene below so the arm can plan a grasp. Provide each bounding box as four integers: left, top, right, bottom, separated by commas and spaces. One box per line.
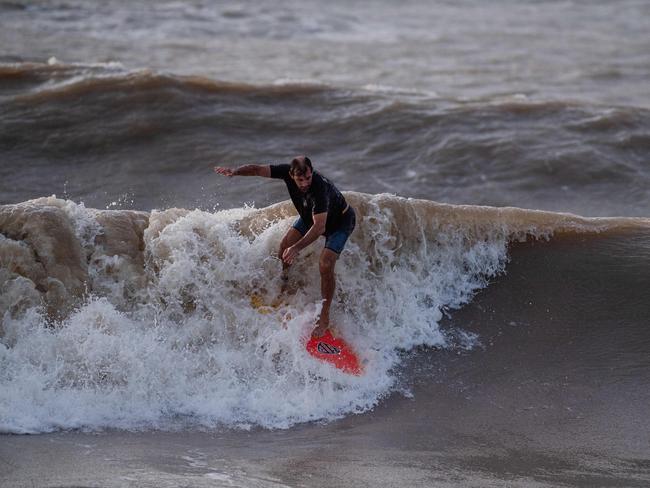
1, 1, 650, 486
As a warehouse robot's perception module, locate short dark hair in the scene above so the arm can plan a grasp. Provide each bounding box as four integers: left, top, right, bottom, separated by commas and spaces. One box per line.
289, 156, 312, 177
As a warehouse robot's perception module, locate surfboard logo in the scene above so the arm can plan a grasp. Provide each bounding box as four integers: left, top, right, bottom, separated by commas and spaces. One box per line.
317, 341, 341, 355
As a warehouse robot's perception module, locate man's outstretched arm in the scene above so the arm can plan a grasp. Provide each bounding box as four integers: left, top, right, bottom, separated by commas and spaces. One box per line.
214, 164, 271, 177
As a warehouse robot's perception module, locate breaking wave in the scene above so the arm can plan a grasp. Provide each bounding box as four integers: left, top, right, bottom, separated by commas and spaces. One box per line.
0, 193, 648, 433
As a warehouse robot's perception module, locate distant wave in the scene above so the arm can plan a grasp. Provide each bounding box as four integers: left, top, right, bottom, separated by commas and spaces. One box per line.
0, 62, 332, 102
4, 61, 650, 218
7, 61, 650, 111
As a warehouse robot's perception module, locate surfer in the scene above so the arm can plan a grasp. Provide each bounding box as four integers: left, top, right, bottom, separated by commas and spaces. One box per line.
214, 156, 356, 338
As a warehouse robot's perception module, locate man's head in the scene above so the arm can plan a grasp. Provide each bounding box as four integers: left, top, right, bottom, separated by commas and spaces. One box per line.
289, 155, 313, 192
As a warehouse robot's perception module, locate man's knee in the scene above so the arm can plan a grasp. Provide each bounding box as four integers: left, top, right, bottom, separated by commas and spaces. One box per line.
319, 251, 337, 275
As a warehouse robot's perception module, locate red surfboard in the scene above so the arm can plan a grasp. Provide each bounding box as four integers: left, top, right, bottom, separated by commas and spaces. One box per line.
306, 330, 363, 376
250, 294, 362, 375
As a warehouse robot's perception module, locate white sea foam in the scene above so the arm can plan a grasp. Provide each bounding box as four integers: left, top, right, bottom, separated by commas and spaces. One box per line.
6, 193, 592, 433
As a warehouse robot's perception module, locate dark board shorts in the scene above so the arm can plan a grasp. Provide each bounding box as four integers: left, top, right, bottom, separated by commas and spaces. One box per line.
292, 207, 356, 254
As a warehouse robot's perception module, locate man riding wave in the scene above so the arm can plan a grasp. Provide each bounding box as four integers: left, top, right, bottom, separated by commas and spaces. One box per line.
214, 156, 356, 338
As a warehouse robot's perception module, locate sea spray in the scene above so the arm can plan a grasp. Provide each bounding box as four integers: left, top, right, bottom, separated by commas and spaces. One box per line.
3, 193, 644, 433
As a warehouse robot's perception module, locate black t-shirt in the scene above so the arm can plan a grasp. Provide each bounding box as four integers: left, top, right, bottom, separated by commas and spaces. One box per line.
270, 164, 348, 234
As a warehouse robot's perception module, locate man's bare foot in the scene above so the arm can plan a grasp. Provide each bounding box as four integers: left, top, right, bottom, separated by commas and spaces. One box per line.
311, 315, 330, 338
311, 324, 329, 338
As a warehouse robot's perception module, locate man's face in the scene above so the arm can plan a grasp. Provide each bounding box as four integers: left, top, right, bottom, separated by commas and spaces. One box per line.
291, 168, 313, 193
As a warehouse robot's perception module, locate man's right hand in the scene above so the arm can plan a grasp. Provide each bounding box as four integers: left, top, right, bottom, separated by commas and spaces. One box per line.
214, 166, 235, 177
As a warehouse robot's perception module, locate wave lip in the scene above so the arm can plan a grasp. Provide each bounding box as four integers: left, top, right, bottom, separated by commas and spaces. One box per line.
1, 194, 649, 433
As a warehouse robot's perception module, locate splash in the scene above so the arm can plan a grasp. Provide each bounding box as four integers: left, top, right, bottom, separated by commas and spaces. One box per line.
2, 193, 646, 433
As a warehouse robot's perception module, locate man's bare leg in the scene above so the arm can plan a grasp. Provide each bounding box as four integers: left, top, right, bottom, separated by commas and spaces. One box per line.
313, 248, 338, 337
278, 227, 303, 293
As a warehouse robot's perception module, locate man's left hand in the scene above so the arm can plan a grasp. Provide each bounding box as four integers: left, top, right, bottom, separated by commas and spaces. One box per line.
282, 246, 300, 265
